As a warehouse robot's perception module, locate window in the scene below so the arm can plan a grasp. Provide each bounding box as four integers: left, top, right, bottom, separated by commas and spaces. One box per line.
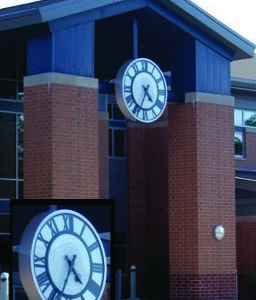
234, 128, 245, 157
234, 109, 256, 158
244, 111, 256, 127
0, 41, 26, 101
235, 109, 256, 128
108, 102, 125, 121
108, 101, 126, 158
0, 112, 24, 199
109, 128, 125, 157
0, 199, 10, 236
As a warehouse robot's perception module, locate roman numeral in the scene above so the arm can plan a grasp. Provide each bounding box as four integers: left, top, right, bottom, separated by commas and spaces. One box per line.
34, 255, 46, 268
92, 263, 103, 273
155, 99, 164, 110
131, 63, 139, 73
47, 218, 59, 238
124, 84, 132, 93
141, 60, 148, 72
88, 242, 98, 253
87, 280, 101, 297
37, 272, 50, 292
142, 110, 148, 121
48, 288, 62, 300
63, 214, 74, 232
158, 89, 166, 96
126, 95, 134, 107
38, 232, 49, 248
80, 223, 86, 236
132, 104, 140, 116
156, 77, 163, 84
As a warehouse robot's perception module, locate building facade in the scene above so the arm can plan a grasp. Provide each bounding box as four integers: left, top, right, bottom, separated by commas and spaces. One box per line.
0, 0, 255, 299
232, 56, 256, 300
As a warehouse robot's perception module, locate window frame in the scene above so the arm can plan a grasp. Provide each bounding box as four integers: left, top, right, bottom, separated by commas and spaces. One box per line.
0, 106, 24, 200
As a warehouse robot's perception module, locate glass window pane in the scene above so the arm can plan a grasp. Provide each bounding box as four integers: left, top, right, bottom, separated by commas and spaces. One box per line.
244, 110, 256, 127
17, 40, 27, 80
18, 114, 24, 179
234, 109, 243, 126
234, 131, 244, 156
113, 104, 125, 120
107, 103, 113, 119
0, 181, 16, 199
0, 42, 16, 79
114, 129, 125, 157
17, 82, 24, 101
109, 129, 113, 156
0, 113, 16, 178
0, 214, 10, 233
0, 80, 17, 100
18, 181, 23, 199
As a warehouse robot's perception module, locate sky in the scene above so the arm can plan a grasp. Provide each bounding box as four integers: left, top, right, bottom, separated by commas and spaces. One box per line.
0, 0, 255, 46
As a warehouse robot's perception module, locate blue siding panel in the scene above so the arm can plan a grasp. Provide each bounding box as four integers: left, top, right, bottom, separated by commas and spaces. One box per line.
27, 35, 52, 75
27, 22, 94, 76
195, 41, 231, 94
53, 22, 94, 76
171, 38, 196, 93
171, 39, 231, 95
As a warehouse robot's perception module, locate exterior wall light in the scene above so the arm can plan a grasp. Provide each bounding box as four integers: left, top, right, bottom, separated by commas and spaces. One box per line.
213, 225, 225, 241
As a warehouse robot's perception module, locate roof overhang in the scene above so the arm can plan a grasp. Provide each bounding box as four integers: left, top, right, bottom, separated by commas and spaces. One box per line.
232, 77, 256, 94
236, 170, 256, 192
0, 0, 255, 59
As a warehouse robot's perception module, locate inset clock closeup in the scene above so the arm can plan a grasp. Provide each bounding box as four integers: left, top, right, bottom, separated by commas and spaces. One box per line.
116, 58, 168, 123
19, 209, 107, 300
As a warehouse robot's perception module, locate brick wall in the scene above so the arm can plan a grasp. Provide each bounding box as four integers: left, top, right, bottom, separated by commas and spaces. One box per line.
98, 112, 109, 198
237, 217, 256, 300
24, 73, 102, 199
168, 93, 236, 299
127, 119, 169, 299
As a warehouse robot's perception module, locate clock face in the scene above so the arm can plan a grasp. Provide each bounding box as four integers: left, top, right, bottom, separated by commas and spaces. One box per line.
21, 210, 107, 300
116, 58, 168, 123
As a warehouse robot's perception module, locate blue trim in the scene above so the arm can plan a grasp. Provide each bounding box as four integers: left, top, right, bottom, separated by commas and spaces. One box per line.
47, 0, 147, 32
0, 199, 10, 214
0, 100, 23, 113
0, 0, 254, 59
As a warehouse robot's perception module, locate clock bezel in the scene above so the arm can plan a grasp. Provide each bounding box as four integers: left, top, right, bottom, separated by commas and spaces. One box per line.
19, 209, 107, 300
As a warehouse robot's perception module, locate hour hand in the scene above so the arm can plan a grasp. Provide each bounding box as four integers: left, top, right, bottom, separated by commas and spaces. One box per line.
66, 256, 82, 284
143, 84, 153, 102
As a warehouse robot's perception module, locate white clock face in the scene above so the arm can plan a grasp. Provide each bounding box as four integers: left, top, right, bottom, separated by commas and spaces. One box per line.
28, 210, 106, 300
116, 58, 168, 123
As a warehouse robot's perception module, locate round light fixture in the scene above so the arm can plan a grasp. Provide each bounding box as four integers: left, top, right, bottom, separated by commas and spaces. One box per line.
213, 225, 225, 241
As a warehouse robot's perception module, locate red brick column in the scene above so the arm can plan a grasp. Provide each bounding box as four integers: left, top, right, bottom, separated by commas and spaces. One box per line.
168, 93, 236, 299
24, 73, 102, 199
98, 112, 109, 199
237, 217, 256, 300
127, 118, 169, 298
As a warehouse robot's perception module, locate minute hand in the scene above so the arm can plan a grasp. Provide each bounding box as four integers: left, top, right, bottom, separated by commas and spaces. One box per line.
66, 257, 82, 284
143, 85, 153, 102
61, 255, 77, 294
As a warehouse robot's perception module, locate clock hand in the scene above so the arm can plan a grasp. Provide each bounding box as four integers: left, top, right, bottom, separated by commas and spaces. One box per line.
143, 84, 153, 102
66, 256, 83, 284
61, 255, 77, 294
